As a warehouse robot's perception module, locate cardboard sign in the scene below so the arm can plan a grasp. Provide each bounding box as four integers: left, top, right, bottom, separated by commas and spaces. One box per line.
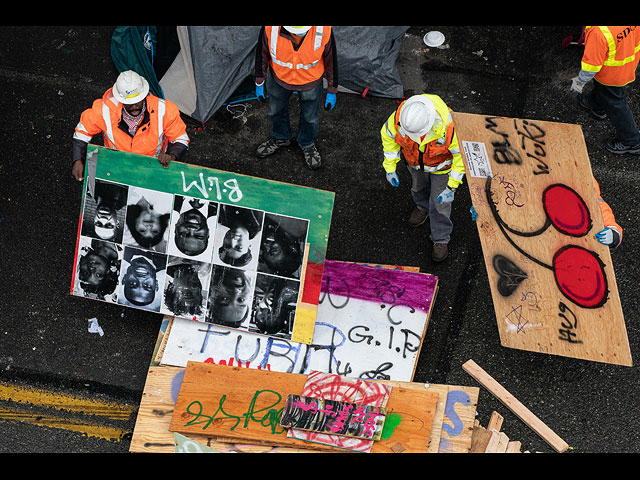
280, 394, 386, 441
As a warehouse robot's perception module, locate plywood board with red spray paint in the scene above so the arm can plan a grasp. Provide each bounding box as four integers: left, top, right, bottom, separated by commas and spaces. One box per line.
453, 112, 631, 366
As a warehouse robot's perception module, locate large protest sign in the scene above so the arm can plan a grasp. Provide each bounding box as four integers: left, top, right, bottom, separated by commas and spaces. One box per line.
160, 261, 438, 382
453, 112, 631, 366
70, 146, 334, 344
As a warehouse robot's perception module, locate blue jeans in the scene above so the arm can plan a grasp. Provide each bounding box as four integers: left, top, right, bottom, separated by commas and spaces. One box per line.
266, 72, 322, 149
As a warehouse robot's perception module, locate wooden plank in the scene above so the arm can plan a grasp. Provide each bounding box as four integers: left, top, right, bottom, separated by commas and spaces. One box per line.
168, 362, 439, 452
389, 381, 478, 453
130, 362, 478, 453
371, 386, 437, 453
488, 411, 503, 431
470, 424, 493, 453
494, 430, 510, 453
506, 440, 522, 453
462, 359, 569, 453
484, 430, 501, 453
453, 112, 631, 366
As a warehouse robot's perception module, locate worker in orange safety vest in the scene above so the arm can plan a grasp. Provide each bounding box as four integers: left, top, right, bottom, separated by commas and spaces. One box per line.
72, 70, 190, 181
571, 26, 640, 155
593, 177, 623, 248
254, 26, 338, 170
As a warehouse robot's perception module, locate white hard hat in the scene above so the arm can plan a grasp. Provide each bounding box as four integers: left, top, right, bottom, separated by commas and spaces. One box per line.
398, 95, 436, 142
112, 70, 149, 104
283, 26, 312, 35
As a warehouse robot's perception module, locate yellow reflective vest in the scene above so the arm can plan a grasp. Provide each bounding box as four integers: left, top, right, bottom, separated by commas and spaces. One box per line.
380, 94, 465, 190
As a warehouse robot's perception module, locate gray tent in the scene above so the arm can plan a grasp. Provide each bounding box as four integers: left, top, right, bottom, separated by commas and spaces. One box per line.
114, 26, 410, 124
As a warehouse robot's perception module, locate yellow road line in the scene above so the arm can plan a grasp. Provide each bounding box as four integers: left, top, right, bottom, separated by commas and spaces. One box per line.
0, 406, 130, 441
0, 381, 137, 442
0, 381, 137, 419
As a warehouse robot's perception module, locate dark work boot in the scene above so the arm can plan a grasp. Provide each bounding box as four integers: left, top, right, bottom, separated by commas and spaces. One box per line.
408, 207, 428, 227
432, 243, 449, 262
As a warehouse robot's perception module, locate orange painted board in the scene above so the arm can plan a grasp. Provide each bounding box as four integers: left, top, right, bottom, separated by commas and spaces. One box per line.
168, 362, 438, 452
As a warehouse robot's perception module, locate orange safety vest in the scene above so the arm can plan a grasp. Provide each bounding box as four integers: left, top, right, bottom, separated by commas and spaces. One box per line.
74, 89, 189, 157
393, 102, 455, 169
265, 26, 331, 86
594, 178, 623, 241
582, 26, 640, 86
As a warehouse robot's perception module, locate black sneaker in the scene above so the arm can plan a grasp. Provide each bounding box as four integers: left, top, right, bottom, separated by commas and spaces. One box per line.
605, 139, 640, 155
302, 145, 322, 170
256, 137, 291, 158
577, 94, 606, 120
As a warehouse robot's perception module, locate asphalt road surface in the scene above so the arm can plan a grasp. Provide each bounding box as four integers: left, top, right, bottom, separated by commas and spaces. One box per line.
0, 25, 638, 454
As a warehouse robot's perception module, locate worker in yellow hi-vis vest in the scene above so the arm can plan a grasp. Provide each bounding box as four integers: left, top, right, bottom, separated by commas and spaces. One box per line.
381, 94, 465, 262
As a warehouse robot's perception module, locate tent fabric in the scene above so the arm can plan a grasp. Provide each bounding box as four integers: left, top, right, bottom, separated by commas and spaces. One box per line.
186, 26, 262, 123
333, 26, 409, 99
159, 26, 198, 117
110, 26, 164, 98
111, 26, 409, 124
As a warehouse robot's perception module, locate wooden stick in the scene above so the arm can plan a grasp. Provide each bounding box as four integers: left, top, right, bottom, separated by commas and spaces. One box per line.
506, 440, 522, 453
488, 411, 503, 432
462, 359, 569, 453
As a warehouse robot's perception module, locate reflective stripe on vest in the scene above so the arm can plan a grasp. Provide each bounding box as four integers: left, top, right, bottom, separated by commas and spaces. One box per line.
100, 98, 167, 155
102, 102, 115, 149
267, 26, 329, 85
269, 26, 325, 70
73, 122, 93, 143
394, 104, 455, 171
155, 99, 166, 156
582, 26, 640, 85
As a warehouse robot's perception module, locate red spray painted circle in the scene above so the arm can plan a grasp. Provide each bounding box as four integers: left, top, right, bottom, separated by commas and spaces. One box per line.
553, 245, 608, 308
543, 184, 591, 236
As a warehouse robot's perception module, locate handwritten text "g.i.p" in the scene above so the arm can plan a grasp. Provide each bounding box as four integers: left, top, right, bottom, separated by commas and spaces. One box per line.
181, 171, 243, 203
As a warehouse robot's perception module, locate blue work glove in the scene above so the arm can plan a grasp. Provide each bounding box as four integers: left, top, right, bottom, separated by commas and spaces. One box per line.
256, 82, 266, 102
595, 227, 614, 245
470, 206, 477, 221
325, 92, 336, 111
386, 171, 399, 187
436, 186, 456, 204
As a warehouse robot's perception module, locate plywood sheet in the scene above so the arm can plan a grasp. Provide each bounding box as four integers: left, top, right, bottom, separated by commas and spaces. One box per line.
160, 261, 438, 382
70, 146, 334, 344
453, 112, 631, 366
130, 364, 477, 453
168, 362, 439, 452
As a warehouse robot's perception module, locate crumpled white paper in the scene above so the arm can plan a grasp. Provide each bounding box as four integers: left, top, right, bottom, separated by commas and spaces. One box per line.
88, 317, 104, 337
